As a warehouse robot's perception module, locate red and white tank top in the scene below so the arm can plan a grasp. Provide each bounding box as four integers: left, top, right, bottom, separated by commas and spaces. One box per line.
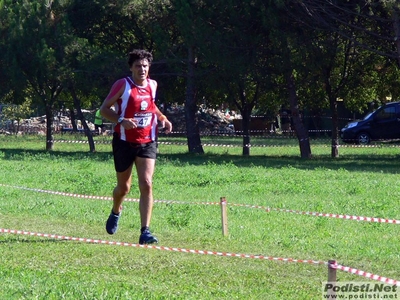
114, 77, 158, 143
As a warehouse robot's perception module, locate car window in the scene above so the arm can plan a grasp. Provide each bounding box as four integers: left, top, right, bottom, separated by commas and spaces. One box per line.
363, 112, 373, 120
375, 106, 396, 120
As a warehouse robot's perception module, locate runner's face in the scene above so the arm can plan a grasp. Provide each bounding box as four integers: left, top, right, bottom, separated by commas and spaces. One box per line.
130, 59, 149, 85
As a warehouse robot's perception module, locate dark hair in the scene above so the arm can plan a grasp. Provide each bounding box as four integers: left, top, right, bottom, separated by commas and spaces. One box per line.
128, 49, 153, 67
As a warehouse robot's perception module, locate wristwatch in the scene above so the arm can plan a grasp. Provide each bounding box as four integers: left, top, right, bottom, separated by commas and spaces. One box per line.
117, 116, 124, 124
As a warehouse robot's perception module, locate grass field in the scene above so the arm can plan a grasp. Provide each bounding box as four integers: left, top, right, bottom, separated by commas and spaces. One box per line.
1, 134, 400, 299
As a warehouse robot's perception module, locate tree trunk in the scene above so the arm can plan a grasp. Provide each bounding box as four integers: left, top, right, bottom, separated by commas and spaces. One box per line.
392, 7, 400, 66
185, 45, 204, 154
241, 107, 251, 156
77, 109, 95, 153
330, 96, 339, 158
233, 83, 255, 156
70, 86, 95, 152
70, 108, 77, 131
45, 104, 54, 151
324, 69, 340, 158
286, 70, 312, 159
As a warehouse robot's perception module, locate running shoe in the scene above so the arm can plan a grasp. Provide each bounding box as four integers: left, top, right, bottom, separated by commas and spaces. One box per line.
139, 229, 158, 244
106, 210, 121, 234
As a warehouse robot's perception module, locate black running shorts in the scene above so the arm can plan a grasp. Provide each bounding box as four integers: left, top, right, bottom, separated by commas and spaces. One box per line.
112, 133, 157, 172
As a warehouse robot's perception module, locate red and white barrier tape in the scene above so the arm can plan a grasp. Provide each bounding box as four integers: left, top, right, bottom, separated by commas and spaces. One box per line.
330, 262, 400, 286
229, 203, 400, 224
47, 139, 400, 148
267, 207, 400, 224
0, 183, 220, 206
0, 228, 325, 264
2, 183, 400, 225
2, 228, 399, 286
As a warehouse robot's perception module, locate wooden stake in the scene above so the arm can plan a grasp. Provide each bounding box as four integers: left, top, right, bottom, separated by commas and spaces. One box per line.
327, 260, 337, 298
220, 197, 228, 236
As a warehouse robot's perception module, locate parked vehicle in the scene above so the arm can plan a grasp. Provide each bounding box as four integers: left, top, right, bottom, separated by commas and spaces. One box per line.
340, 101, 400, 144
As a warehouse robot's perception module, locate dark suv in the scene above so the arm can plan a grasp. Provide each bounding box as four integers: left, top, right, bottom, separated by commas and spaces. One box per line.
340, 101, 400, 144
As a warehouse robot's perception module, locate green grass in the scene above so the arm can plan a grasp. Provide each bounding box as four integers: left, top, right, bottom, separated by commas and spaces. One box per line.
1, 135, 400, 299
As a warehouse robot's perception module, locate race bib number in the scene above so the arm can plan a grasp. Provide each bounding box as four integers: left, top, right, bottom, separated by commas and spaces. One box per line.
135, 115, 151, 128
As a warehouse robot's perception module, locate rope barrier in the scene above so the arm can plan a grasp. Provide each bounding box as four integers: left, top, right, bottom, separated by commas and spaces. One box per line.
2, 183, 399, 225
45, 139, 400, 148
329, 262, 400, 286
1, 228, 399, 286
169, 129, 332, 136
266, 207, 400, 224
0, 228, 326, 264
2, 182, 400, 288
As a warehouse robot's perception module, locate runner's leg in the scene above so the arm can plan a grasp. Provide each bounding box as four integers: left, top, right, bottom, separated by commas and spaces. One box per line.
135, 157, 156, 227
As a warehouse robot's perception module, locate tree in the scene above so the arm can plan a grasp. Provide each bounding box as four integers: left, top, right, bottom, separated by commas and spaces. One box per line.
262, 1, 313, 158
0, 1, 30, 106
293, 1, 400, 100
278, 34, 313, 159
67, 0, 175, 152
61, 37, 121, 152
192, 0, 278, 156
287, 0, 400, 156
151, 0, 207, 154
3, 0, 76, 150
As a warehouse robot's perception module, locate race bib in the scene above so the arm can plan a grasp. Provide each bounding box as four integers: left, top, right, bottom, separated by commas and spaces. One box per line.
135, 115, 152, 128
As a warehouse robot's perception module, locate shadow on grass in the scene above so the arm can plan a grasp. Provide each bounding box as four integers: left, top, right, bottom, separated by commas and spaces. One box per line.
0, 148, 112, 162
2, 148, 400, 174
158, 152, 400, 172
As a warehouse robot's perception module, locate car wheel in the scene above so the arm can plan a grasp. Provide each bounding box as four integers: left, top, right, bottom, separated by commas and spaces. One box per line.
357, 132, 371, 145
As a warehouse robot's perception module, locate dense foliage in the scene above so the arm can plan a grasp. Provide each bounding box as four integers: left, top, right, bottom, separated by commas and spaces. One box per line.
1, 0, 399, 156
